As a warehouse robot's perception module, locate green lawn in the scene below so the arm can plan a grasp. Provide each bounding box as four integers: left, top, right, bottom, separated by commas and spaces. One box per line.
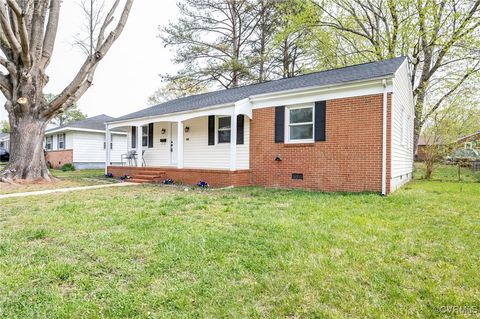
0, 169, 116, 195
0, 166, 479, 318
414, 161, 480, 183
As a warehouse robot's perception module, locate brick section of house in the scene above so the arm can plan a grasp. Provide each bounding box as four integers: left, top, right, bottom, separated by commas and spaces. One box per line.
250, 93, 392, 193
108, 166, 251, 187
46, 150, 73, 169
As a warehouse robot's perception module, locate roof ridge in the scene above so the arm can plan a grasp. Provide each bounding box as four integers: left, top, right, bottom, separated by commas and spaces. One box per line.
148, 56, 407, 108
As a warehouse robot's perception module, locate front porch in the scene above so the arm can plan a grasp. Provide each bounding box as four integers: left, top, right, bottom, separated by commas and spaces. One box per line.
107, 166, 251, 187
105, 101, 252, 186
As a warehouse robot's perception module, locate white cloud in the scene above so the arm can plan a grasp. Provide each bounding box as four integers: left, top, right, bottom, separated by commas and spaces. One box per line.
0, 0, 179, 121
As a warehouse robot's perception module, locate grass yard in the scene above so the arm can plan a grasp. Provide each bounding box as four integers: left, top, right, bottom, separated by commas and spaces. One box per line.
0, 165, 479, 318
0, 169, 116, 195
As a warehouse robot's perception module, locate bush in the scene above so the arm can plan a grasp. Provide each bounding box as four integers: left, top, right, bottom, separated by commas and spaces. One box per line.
61, 163, 75, 172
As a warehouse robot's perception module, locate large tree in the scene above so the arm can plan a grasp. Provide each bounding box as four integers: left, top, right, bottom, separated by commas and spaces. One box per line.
161, 0, 259, 89
45, 93, 87, 127
295, 0, 480, 151
0, 0, 133, 182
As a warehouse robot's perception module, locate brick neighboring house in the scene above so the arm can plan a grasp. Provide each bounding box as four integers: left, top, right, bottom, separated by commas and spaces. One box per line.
106, 57, 415, 194
45, 115, 127, 169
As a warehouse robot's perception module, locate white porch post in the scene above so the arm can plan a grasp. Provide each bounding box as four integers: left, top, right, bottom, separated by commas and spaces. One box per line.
230, 113, 237, 171
105, 125, 111, 174
177, 121, 184, 168
136, 125, 143, 167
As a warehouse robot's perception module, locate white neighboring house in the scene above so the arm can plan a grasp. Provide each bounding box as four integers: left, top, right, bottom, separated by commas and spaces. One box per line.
0, 132, 9, 151
45, 115, 127, 169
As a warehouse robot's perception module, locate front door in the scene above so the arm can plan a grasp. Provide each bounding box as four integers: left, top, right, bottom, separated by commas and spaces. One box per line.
170, 122, 178, 165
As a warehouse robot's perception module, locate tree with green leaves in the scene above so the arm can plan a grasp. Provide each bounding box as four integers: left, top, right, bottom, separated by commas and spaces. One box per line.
148, 77, 208, 105
161, 0, 259, 89
421, 95, 480, 179
0, 120, 10, 133
290, 0, 480, 151
44, 94, 87, 127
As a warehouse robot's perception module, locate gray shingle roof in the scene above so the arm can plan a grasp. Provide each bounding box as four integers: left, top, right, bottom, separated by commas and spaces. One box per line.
0, 132, 9, 139
111, 56, 407, 122
46, 114, 123, 133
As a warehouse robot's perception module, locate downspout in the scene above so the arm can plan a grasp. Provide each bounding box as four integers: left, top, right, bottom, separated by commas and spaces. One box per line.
381, 79, 388, 196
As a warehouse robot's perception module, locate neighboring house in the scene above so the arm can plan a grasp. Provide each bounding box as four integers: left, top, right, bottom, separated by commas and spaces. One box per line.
457, 131, 480, 150
106, 57, 414, 194
416, 131, 480, 161
415, 136, 445, 161
0, 132, 9, 151
45, 115, 127, 169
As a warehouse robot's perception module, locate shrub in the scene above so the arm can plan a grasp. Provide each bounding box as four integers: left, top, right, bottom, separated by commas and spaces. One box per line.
61, 163, 75, 172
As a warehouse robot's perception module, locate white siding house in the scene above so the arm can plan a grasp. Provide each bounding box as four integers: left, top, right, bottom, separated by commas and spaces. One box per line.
391, 60, 415, 192
45, 115, 127, 169
0, 132, 9, 151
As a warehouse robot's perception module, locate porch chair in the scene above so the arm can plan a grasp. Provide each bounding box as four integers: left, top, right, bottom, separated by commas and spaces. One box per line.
121, 150, 137, 166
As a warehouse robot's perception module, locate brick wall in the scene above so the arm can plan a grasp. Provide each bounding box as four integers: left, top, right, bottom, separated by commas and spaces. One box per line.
250, 93, 392, 193
108, 166, 251, 187
46, 150, 73, 169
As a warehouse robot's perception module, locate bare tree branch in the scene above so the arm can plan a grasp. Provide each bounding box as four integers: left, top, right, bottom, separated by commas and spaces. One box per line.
6, 0, 31, 66
47, 0, 133, 116
40, 0, 60, 68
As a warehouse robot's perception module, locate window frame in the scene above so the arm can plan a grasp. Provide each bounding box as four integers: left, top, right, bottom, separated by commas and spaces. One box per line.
142, 125, 148, 147
285, 104, 315, 143
45, 136, 53, 150
217, 116, 231, 144
57, 134, 65, 150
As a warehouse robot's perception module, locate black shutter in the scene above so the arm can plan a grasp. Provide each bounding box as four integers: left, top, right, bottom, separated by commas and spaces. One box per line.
148, 123, 154, 148
131, 126, 136, 148
275, 106, 285, 143
208, 115, 215, 145
236, 114, 244, 145
314, 101, 327, 141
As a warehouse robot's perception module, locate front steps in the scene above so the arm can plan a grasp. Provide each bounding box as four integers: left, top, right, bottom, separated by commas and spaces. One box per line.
129, 170, 166, 184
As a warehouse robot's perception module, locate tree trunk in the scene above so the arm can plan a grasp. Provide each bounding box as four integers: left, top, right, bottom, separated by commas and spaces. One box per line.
0, 115, 51, 182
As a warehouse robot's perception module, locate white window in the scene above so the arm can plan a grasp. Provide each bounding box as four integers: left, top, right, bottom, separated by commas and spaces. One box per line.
286, 104, 314, 142
57, 134, 65, 150
142, 126, 148, 147
217, 116, 231, 143
45, 136, 53, 150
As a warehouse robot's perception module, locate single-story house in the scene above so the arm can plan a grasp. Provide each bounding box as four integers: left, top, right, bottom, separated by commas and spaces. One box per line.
45, 115, 127, 169
106, 56, 414, 194
0, 132, 9, 151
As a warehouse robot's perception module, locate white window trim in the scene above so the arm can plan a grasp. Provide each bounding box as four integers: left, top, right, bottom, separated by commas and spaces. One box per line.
285, 103, 315, 144
217, 115, 231, 144
142, 125, 149, 147
45, 136, 53, 150
57, 133, 65, 150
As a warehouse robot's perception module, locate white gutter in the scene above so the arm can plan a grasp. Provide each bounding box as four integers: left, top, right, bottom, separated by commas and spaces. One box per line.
106, 75, 396, 127
382, 79, 388, 196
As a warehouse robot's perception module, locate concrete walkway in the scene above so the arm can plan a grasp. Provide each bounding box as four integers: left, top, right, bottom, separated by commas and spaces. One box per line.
0, 182, 139, 200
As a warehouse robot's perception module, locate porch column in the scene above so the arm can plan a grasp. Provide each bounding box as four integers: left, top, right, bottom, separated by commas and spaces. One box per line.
177, 121, 184, 168
136, 125, 143, 167
230, 113, 237, 171
105, 125, 111, 174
